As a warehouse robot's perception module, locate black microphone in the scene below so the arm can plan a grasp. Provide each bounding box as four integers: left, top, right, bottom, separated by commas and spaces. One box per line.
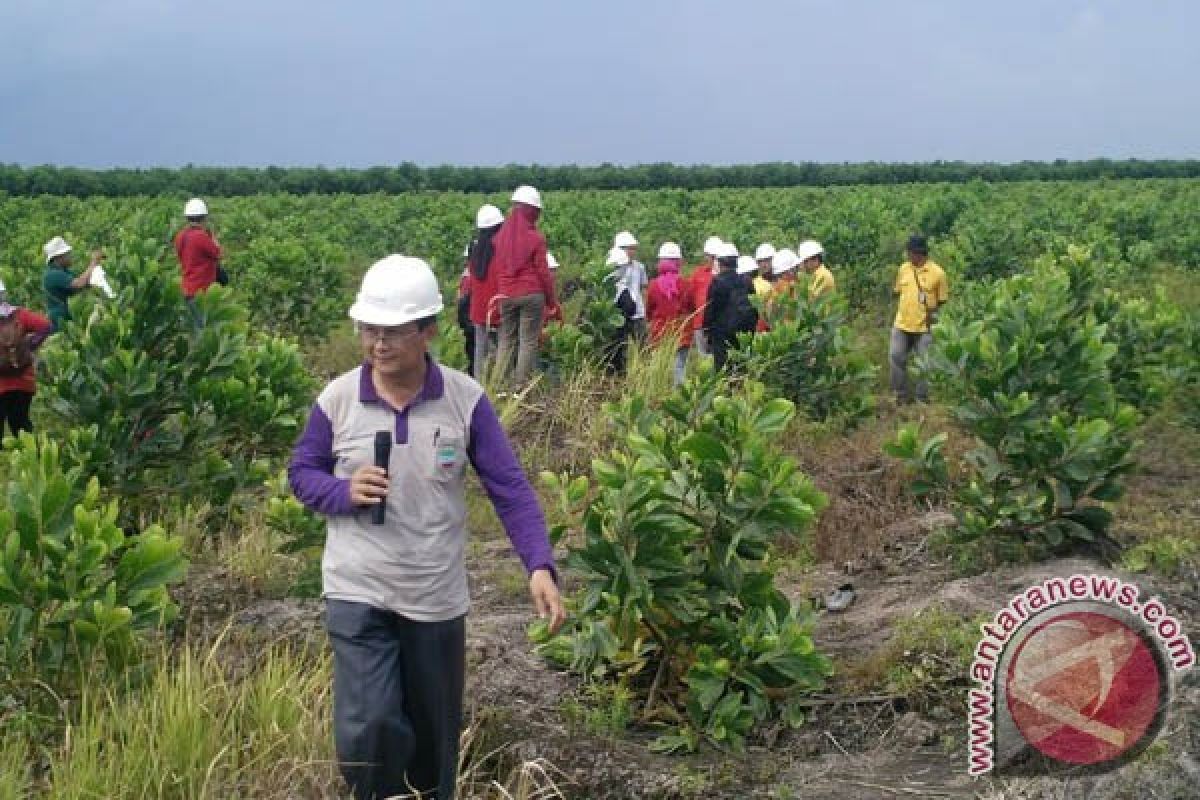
372, 430, 392, 525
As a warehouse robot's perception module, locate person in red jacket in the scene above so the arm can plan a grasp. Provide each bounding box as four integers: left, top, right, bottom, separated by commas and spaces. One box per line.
687, 236, 722, 356
467, 203, 505, 381
0, 301, 53, 438
646, 242, 692, 385
174, 197, 223, 305
493, 186, 559, 386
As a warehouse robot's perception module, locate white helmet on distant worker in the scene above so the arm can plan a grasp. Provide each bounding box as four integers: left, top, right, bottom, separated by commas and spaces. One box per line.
703, 236, 724, 256
736, 255, 758, 274
348, 255, 444, 327
475, 204, 504, 229
43, 236, 73, 263
720, 241, 740, 259
547, 253, 559, 270
605, 246, 631, 267
796, 239, 825, 262
657, 242, 682, 260
771, 248, 799, 275
511, 185, 542, 208
184, 198, 208, 217
755, 243, 776, 262
614, 230, 638, 249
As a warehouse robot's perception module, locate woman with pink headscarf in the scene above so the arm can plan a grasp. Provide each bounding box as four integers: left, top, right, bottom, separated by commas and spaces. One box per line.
645, 242, 693, 385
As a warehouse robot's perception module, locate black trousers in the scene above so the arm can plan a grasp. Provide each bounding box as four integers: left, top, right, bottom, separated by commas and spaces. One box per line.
0, 390, 33, 439
326, 599, 466, 800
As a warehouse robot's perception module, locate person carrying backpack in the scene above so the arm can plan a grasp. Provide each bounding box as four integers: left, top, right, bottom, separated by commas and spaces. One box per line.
0, 300, 53, 438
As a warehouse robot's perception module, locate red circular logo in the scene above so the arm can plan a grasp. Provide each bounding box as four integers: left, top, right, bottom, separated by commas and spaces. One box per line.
1005, 611, 1164, 766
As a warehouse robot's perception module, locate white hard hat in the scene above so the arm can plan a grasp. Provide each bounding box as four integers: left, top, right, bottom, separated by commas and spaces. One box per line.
719, 241, 740, 259
476, 204, 504, 229
657, 242, 682, 260
771, 248, 799, 275
348, 255, 445, 327
736, 255, 758, 274
184, 198, 208, 217
797, 240, 825, 262
547, 253, 559, 270
755, 243, 777, 261
43, 236, 73, 263
605, 246, 631, 267
511, 185, 542, 209
614, 230, 638, 249
703, 236, 724, 256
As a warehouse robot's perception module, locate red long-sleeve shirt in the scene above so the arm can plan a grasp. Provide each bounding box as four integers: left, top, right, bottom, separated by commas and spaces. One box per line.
687, 264, 714, 334
0, 308, 53, 395
646, 275, 693, 347
174, 226, 222, 298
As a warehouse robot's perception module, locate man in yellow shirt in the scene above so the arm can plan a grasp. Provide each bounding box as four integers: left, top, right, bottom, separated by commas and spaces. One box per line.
798, 240, 835, 299
889, 235, 948, 403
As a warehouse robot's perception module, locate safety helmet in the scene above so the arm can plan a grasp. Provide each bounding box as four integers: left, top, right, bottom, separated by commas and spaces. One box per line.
614, 230, 638, 249
771, 248, 799, 275
720, 241, 740, 259
348, 255, 445, 327
755, 243, 776, 262
657, 242, 682, 260
184, 198, 208, 217
475, 204, 504, 229
43, 236, 73, 263
547, 253, 559, 270
605, 246, 631, 267
736, 255, 759, 275
703, 236, 724, 257
797, 239, 825, 262
511, 185, 542, 209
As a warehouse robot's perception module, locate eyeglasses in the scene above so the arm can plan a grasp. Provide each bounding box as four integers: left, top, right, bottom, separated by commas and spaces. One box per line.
357, 324, 424, 344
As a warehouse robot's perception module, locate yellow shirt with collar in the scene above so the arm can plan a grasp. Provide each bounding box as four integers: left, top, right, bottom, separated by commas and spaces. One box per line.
893, 260, 948, 333
809, 266, 836, 299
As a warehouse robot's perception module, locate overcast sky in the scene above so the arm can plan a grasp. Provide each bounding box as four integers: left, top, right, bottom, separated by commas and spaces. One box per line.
2, 0, 1198, 167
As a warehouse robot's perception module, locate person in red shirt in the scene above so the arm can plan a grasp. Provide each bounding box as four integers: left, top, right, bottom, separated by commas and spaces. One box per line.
174, 197, 223, 302
493, 186, 560, 386
0, 301, 53, 437
646, 242, 692, 385
687, 236, 722, 356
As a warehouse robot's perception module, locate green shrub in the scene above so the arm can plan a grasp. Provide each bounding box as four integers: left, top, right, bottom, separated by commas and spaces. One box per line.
534, 368, 832, 752
882, 423, 949, 501
920, 247, 1137, 558
731, 288, 876, 424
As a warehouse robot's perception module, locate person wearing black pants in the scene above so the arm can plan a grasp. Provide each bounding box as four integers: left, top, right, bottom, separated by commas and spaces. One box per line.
0, 390, 33, 437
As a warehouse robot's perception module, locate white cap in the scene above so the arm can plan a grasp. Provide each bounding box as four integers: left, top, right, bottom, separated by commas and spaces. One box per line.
475, 204, 504, 229
703, 236, 724, 256
797, 239, 825, 262
184, 198, 208, 217
657, 242, 682, 260
547, 253, 559, 270
614, 231, 638, 249
511, 185, 542, 209
605, 246, 631, 267
755, 243, 777, 261
771, 248, 799, 275
43, 236, 73, 263
736, 255, 758, 274
719, 241, 740, 259
348, 255, 445, 327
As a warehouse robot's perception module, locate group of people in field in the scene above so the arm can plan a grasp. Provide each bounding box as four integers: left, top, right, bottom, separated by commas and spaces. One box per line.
453, 185, 947, 403
0, 197, 224, 438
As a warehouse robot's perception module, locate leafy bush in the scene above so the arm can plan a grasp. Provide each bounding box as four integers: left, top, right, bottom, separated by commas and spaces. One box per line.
0, 433, 185, 700
920, 247, 1138, 558
882, 423, 949, 501
40, 240, 314, 526
542, 263, 624, 376
731, 288, 876, 424
230, 234, 350, 341
534, 368, 832, 752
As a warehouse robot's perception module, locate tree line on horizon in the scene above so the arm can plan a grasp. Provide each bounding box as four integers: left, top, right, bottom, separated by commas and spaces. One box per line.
2, 159, 1198, 197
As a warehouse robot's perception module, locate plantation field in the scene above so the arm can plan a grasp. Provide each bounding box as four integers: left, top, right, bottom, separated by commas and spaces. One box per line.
0, 179, 1197, 798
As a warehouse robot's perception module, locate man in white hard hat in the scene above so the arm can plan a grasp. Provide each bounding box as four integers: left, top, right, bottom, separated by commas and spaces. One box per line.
174, 198, 224, 309
42, 236, 102, 331
704, 242, 758, 370
753, 243, 776, 297
290, 254, 564, 800
797, 240, 836, 300
687, 236, 723, 356
612, 230, 648, 341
